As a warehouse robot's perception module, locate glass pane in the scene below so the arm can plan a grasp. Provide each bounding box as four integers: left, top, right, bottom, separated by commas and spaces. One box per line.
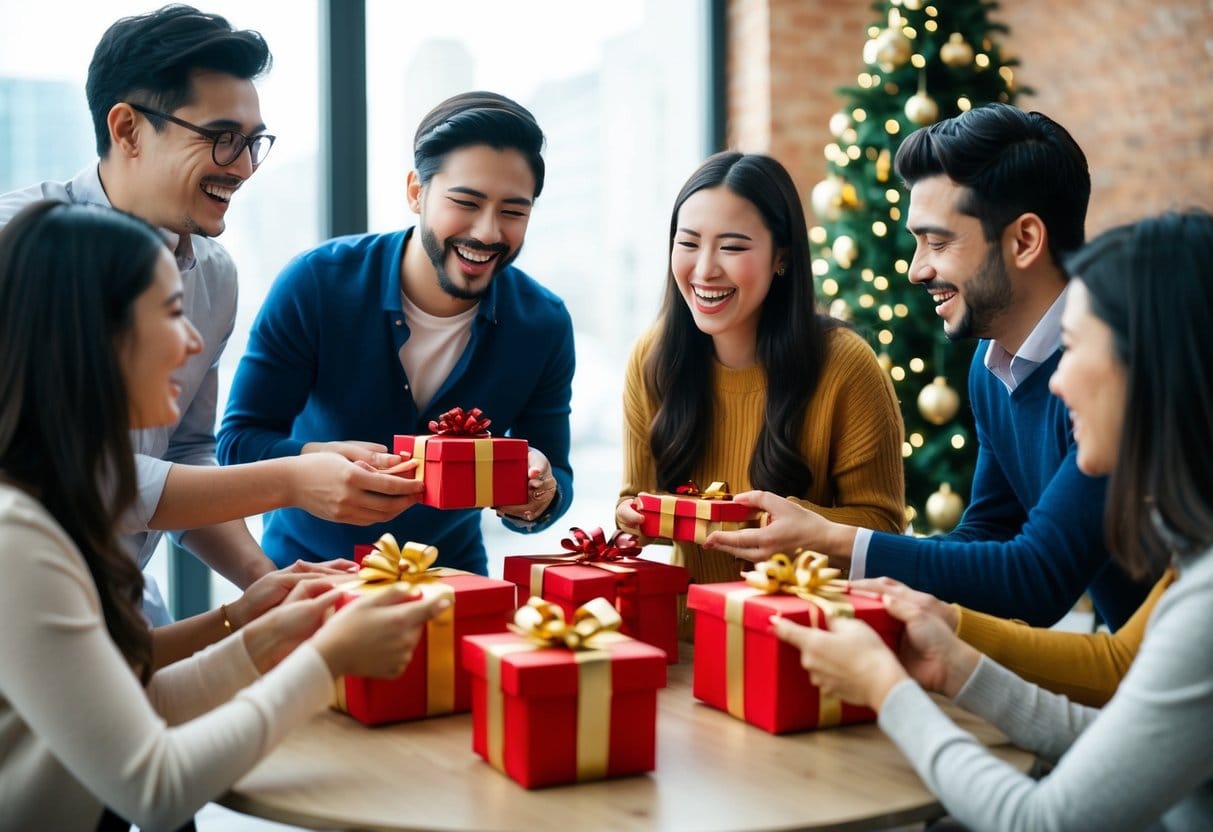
367, 0, 711, 560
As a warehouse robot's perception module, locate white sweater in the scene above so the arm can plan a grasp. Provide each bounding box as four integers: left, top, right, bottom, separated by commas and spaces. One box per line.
880, 544, 1213, 831
0, 484, 334, 831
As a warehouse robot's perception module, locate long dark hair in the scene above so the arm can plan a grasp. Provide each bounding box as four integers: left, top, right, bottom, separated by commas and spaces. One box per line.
645, 151, 835, 495
0, 201, 165, 680
1065, 210, 1213, 580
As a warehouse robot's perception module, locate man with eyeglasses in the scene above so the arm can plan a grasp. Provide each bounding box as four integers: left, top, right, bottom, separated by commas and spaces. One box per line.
0, 5, 423, 651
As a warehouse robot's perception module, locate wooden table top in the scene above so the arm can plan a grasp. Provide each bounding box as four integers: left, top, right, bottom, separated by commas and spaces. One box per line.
220, 648, 1032, 831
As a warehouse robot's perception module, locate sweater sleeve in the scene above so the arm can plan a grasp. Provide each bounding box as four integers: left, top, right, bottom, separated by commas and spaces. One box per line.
954, 568, 1172, 707
619, 330, 659, 511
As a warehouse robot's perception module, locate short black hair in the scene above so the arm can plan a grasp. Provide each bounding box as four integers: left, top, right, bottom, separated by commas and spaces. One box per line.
413, 91, 546, 199
894, 103, 1090, 263
86, 4, 272, 157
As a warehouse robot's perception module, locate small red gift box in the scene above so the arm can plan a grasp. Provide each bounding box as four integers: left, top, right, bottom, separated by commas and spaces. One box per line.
636, 481, 762, 545
462, 598, 667, 788
687, 552, 903, 734
502, 528, 689, 663
394, 407, 528, 509
333, 536, 515, 726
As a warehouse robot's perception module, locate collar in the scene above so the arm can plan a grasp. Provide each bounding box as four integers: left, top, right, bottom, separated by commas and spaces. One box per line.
387, 226, 499, 323
69, 165, 197, 272
984, 283, 1069, 392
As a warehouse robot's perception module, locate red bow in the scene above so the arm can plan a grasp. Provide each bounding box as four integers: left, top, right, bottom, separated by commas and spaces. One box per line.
428, 406, 492, 436
560, 527, 641, 562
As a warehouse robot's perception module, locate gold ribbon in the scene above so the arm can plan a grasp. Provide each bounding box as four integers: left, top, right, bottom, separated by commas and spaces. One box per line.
726, 551, 853, 726
474, 437, 494, 505
486, 597, 626, 780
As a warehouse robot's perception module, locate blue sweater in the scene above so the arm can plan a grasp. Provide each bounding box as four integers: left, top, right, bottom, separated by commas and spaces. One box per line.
217, 229, 575, 573
867, 343, 1147, 629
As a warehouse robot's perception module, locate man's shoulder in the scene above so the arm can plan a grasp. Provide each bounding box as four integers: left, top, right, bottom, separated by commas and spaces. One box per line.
0, 179, 72, 226
278, 230, 403, 283
496, 264, 571, 322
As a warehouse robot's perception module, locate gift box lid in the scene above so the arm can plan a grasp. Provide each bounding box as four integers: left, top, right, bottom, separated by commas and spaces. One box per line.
462, 632, 667, 697
636, 491, 759, 523
395, 434, 529, 462
341, 573, 516, 617
687, 580, 896, 634
503, 556, 690, 597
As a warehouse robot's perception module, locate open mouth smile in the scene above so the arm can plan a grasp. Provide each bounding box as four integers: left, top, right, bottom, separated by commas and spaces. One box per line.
692, 285, 737, 309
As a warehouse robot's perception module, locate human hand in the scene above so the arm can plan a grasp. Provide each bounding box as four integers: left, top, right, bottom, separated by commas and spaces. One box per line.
226, 558, 359, 630
770, 615, 907, 711
311, 585, 452, 679
880, 588, 980, 698
703, 490, 855, 565
849, 577, 960, 632
288, 451, 424, 524
495, 447, 557, 522
301, 440, 402, 470
615, 496, 645, 534
241, 581, 350, 673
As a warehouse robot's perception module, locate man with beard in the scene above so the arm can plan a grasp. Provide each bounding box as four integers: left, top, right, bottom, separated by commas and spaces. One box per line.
218, 91, 574, 573
703, 104, 1150, 630
0, 6, 421, 641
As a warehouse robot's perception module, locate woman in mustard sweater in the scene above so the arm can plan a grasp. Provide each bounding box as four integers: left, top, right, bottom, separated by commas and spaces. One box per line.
615, 151, 905, 598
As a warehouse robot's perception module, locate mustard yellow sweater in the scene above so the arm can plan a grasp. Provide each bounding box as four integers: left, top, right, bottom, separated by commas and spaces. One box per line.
955, 567, 1174, 707
620, 325, 906, 586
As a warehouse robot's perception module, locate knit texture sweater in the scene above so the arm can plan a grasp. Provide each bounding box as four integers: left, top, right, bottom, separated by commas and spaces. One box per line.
865, 343, 1148, 629
621, 325, 906, 586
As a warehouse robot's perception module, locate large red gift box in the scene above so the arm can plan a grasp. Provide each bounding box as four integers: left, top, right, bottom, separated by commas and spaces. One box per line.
333, 538, 515, 726
462, 600, 667, 789
501, 528, 689, 663
393, 407, 528, 509
687, 554, 903, 734
636, 482, 762, 545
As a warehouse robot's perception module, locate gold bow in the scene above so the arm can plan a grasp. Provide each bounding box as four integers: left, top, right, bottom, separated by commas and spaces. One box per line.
358, 533, 440, 584
509, 596, 623, 650
744, 550, 847, 602
676, 480, 733, 500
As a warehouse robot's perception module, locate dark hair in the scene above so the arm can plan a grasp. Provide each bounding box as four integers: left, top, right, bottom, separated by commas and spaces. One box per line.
1064, 210, 1213, 581
645, 151, 836, 495
0, 201, 166, 681
894, 103, 1090, 264
413, 91, 546, 199
86, 4, 272, 157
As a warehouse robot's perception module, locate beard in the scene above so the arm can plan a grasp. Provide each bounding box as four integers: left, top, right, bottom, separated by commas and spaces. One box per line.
420, 225, 520, 302
946, 243, 1014, 341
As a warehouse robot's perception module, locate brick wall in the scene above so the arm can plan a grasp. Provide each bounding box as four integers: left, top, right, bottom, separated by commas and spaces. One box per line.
727, 0, 1213, 235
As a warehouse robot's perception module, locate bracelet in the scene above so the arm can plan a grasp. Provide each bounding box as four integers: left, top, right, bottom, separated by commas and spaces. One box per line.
220, 603, 234, 635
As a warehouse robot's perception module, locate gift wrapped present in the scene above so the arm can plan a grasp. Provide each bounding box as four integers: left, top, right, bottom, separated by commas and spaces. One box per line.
502, 527, 690, 663
394, 406, 528, 509
635, 481, 763, 545
462, 597, 667, 788
687, 551, 903, 734
334, 534, 515, 726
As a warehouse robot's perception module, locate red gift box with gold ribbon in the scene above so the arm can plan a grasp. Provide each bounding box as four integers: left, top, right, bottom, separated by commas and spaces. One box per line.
462, 597, 667, 789
636, 481, 763, 545
394, 407, 528, 509
501, 527, 690, 663
333, 535, 515, 726
687, 551, 903, 734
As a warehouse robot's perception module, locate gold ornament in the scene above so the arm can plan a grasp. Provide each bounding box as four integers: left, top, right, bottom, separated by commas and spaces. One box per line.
865, 27, 912, 72
917, 376, 960, 425
902, 0, 924, 9
876, 148, 892, 183
832, 235, 858, 269
940, 33, 974, 67
810, 177, 859, 222
925, 483, 964, 532
905, 91, 939, 126
828, 111, 853, 138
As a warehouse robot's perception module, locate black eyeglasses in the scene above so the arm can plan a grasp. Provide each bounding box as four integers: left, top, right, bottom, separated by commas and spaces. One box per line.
129, 103, 276, 166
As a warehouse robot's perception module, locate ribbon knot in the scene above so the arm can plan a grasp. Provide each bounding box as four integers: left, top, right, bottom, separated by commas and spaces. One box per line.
428, 406, 492, 436
560, 526, 641, 563
358, 533, 441, 584
509, 596, 622, 650
674, 480, 733, 500
744, 550, 847, 602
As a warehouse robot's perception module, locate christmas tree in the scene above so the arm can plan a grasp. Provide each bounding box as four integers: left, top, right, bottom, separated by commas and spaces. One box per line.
808, 0, 1026, 532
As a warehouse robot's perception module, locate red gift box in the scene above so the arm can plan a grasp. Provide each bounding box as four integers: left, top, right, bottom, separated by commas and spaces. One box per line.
462, 599, 667, 788
393, 407, 528, 509
636, 481, 762, 545
501, 528, 689, 663
687, 553, 903, 734
333, 537, 515, 726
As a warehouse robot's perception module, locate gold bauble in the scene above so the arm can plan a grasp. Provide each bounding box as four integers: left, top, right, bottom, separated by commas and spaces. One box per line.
917, 376, 960, 425
925, 483, 964, 532
905, 92, 940, 126
828, 298, 853, 322
940, 33, 974, 68
828, 111, 853, 138
810, 178, 844, 222
866, 28, 912, 72
832, 235, 858, 269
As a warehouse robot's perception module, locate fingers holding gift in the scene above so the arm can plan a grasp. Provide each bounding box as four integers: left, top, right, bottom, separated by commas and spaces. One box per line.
496, 448, 558, 521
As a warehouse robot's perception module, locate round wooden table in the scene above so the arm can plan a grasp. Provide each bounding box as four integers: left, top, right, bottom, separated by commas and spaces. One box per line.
220, 649, 1033, 831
